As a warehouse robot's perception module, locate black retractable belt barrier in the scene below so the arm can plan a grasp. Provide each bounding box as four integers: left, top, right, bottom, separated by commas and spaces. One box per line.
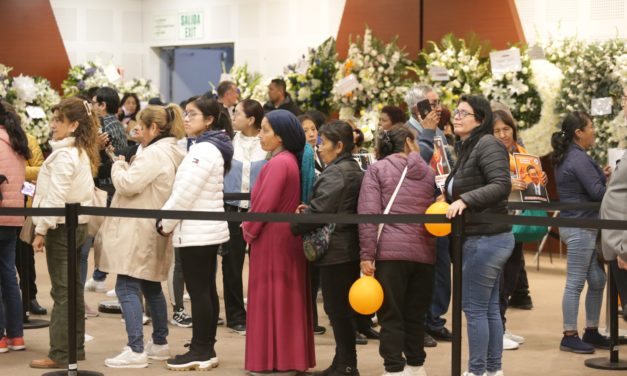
2, 199, 627, 376
43, 203, 103, 376
450, 214, 465, 376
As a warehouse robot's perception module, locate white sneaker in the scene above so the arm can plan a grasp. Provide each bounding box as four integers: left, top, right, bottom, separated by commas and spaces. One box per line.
105, 346, 148, 368
504, 330, 524, 344
487, 371, 504, 376
461, 372, 487, 376
85, 333, 94, 343
404, 365, 427, 376
183, 292, 190, 301
383, 372, 405, 376
85, 278, 107, 293
145, 340, 170, 360
503, 334, 519, 350
106, 289, 117, 297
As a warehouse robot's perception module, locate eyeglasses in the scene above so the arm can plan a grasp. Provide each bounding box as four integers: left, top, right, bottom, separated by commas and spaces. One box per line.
183, 111, 201, 119
453, 109, 475, 119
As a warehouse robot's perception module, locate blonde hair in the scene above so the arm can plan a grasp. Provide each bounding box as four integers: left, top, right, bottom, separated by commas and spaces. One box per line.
137, 104, 185, 139
52, 97, 101, 174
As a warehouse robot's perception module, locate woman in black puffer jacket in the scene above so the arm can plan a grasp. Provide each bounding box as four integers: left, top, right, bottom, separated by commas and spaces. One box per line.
444, 95, 513, 376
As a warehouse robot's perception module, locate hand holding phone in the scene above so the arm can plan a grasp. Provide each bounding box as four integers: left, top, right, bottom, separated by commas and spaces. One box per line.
417, 99, 432, 119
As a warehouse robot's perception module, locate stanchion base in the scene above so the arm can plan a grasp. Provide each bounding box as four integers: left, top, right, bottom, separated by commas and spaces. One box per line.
584, 357, 627, 370
23, 318, 50, 329
98, 300, 121, 314
43, 370, 104, 376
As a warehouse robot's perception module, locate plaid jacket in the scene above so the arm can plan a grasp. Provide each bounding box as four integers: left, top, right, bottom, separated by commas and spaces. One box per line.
101, 114, 127, 152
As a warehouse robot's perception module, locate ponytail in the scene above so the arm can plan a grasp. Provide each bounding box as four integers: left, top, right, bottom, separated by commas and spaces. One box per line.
137, 104, 185, 140
551, 111, 591, 167
0, 100, 31, 159
376, 124, 416, 160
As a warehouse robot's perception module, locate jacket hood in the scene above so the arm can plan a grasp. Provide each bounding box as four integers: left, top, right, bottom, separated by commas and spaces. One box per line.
384, 152, 430, 181
189, 130, 234, 167
152, 137, 185, 167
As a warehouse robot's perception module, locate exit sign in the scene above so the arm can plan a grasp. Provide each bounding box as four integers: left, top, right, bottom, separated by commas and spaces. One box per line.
179, 12, 203, 40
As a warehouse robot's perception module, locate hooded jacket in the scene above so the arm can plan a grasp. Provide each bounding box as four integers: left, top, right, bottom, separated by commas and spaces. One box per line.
358, 152, 436, 264
161, 130, 234, 247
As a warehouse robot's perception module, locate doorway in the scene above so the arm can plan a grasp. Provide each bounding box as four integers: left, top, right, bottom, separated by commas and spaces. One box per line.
159, 44, 234, 104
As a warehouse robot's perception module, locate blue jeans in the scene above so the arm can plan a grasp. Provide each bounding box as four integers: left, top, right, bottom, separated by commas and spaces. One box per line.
79, 236, 107, 285
426, 236, 451, 330
560, 227, 606, 331
0, 226, 24, 338
462, 232, 514, 375
115, 275, 168, 353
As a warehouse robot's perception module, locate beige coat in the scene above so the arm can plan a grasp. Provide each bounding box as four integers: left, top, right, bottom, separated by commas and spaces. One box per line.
601, 151, 627, 263
95, 137, 185, 282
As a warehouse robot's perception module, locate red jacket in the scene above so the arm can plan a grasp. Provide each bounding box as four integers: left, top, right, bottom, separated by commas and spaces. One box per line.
358, 151, 436, 264
0, 126, 26, 227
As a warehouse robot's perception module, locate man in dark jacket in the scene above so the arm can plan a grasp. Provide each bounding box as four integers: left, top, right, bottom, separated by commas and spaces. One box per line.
263, 78, 303, 116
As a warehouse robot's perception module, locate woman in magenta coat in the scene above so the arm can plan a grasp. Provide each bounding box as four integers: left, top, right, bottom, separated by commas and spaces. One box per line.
242, 110, 315, 373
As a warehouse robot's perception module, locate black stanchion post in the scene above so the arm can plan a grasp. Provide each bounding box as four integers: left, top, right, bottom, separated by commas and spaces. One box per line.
43, 203, 103, 376
584, 263, 627, 370
450, 213, 464, 376
20, 235, 50, 329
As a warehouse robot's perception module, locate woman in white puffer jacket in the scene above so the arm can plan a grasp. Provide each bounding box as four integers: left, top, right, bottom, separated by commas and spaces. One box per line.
158, 96, 234, 371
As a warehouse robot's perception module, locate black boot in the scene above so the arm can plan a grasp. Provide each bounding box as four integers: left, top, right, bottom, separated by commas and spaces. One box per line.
30, 299, 47, 315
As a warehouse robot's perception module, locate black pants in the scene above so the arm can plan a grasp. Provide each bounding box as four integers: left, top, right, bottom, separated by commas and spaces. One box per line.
179, 244, 220, 356
319, 261, 360, 369
15, 231, 38, 300
512, 251, 531, 299
309, 263, 321, 326
610, 260, 627, 308
376, 260, 434, 372
221, 205, 247, 327
499, 242, 523, 328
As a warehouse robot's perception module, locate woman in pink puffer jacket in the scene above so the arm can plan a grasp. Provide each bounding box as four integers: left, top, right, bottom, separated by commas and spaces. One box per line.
358, 124, 436, 376
0, 100, 31, 351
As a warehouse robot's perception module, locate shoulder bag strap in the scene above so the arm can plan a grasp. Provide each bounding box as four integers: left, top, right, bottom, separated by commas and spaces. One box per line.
375, 165, 408, 259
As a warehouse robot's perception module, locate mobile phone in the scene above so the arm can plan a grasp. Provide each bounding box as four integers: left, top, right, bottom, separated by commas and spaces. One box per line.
417, 99, 432, 119
105, 146, 116, 162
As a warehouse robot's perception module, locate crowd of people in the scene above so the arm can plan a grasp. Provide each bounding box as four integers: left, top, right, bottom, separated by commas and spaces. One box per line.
0, 77, 626, 376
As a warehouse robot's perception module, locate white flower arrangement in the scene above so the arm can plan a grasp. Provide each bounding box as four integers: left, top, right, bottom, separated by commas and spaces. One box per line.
285, 37, 338, 115
332, 27, 410, 114
518, 59, 564, 156
116, 78, 159, 101
409, 34, 490, 110
228, 63, 263, 101
356, 107, 381, 146
0, 64, 60, 146
251, 77, 270, 103
614, 53, 627, 88
480, 47, 542, 130
62, 59, 121, 97
552, 38, 626, 163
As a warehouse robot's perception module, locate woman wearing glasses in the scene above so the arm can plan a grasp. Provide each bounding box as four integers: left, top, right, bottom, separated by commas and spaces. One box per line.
444, 95, 513, 376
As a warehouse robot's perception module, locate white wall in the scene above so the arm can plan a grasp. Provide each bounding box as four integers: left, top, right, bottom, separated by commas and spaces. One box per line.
50, 0, 147, 82
515, 0, 627, 44
50, 0, 345, 92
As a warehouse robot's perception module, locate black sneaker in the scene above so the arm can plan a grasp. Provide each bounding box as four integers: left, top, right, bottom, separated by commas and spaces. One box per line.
170, 307, 192, 328
582, 328, 610, 350
560, 333, 595, 354
355, 332, 368, 345
166, 350, 218, 371
314, 325, 327, 335
228, 323, 246, 335
30, 299, 47, 315
427, 326, 453, 341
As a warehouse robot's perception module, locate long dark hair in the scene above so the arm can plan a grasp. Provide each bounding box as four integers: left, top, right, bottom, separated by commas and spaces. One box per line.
377, 124, 416, 160
187, 95, 234, 138
240, 99, 264, 130
118, 92, 141, 122
492, 109, 518, 143
0, 100, 31, 159
551, 111, 591, 167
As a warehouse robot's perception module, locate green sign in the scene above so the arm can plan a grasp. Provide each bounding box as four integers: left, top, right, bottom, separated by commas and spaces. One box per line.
179, 12, 203, 40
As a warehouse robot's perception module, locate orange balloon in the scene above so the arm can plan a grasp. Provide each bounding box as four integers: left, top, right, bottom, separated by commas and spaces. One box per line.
349, 276, 384, 315
425, 201, 452, 237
